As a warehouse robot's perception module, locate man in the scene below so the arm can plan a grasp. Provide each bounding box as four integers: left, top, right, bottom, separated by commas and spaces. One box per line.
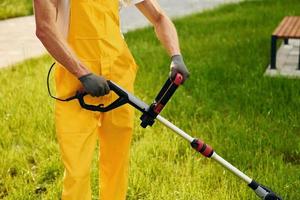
34, 0, 189, 199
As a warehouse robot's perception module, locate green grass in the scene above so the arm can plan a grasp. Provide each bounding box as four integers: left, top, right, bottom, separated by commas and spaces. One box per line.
1, 0, 300, 199
0, 0, 33, 20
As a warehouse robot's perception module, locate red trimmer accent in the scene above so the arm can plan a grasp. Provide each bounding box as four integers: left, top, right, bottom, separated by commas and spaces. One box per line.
154, 103, 164, 114
191, 139, 214, 158
173, 73, 184, 85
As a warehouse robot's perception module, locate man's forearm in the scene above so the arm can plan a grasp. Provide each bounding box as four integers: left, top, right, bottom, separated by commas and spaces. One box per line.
34, 0, 89, 78
136, 0, 181, 57
36, 25, 89, 77
153, 13, 181, 56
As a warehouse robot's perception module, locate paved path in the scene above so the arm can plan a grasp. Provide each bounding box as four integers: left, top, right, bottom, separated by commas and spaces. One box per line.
0, 16, 44, 68
0, 0, 239, 68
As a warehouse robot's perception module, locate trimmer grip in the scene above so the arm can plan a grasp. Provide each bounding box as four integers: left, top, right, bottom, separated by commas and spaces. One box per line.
140, 73, 183, 128
76, 81, 129, 112
154, 73, 183, 113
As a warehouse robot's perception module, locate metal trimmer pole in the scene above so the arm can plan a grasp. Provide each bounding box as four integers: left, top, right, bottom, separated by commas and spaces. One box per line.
156, 115, 282, 200
156, 115, 252, 184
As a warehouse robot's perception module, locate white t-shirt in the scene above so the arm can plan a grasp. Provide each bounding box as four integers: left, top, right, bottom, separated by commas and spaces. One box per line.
120, 0, 144, 7
57, 0, 144, 38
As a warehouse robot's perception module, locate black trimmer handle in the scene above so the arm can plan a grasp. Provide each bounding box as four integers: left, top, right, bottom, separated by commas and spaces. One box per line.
76, 81, 130, 112
76, 73, 184, 128
153, 73, 183, 113
140, 73, 183, 128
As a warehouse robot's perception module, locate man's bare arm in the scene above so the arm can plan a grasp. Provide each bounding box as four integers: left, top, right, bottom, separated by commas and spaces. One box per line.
136, 0, 190, 82
135, 0, 180, 56
33, 0, 89, 78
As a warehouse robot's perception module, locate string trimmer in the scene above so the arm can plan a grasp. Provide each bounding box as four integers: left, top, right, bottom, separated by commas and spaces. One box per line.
47, 66, 282, 199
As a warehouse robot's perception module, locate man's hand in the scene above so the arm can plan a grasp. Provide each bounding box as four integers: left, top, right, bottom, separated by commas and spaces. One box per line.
79, 74, 110, 97
170, 55, 190, 83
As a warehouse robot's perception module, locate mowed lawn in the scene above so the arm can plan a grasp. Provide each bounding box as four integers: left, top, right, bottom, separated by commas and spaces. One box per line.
0, 0, 33, 20
0, 0, 300, 199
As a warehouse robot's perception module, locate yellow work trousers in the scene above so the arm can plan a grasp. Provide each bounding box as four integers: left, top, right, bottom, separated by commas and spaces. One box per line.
55, 48, 137, 200
57, 110, 133, 200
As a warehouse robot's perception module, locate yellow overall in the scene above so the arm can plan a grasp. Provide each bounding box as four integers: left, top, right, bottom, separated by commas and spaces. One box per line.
54, 0, 137, 199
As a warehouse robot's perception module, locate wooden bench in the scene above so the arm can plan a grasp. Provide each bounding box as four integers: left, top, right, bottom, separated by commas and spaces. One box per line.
271, 16, 300, 69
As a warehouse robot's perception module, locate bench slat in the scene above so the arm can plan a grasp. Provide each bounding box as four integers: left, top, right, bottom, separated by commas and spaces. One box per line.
282, 17, 298, 37
273, 17, 290, 36
279, 17, 296, 37
290, 18, 300, 37
297, 23, 300, 36
273, 16, 300, 38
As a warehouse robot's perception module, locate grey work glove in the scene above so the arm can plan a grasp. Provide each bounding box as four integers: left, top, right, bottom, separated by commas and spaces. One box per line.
79, 73, 110, 97
170, 55, 190, 84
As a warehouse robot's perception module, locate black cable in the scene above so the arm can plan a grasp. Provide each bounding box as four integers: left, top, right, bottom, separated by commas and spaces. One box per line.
47, 62, 77, 102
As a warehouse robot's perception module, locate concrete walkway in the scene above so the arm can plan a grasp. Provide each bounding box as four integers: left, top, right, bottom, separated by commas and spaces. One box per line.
0, 0, 239, 69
